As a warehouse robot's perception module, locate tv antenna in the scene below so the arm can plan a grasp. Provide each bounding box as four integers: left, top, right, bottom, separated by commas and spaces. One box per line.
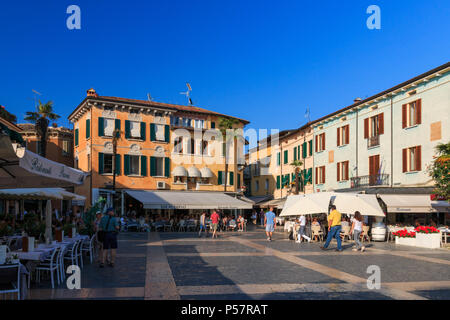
147, 93, 153, 102
180, 82, 193, 105
31, 89, 42, 108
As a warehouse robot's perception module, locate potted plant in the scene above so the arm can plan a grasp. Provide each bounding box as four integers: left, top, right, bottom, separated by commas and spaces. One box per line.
415, 226, 441, 249
393, 229, 416, 247
11, 253, 19, 264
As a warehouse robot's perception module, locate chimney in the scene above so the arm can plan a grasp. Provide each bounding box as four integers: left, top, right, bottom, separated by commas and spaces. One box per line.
87, 88, 98, 98
354, 97, 362, 104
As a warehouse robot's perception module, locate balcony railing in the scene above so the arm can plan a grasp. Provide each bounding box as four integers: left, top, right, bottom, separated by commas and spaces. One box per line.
350, 174, 389, 188
367, 135, 380, 148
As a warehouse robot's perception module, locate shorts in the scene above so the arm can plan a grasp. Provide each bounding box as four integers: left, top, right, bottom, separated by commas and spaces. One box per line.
103, 232, 118, 249
265, 224, 274, 232
200, 224, 207, 230
211, 223, 218, 231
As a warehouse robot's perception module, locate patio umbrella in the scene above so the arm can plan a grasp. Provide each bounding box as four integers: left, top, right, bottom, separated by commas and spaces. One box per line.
280, 192, 335, 217
332, 193, 385, 217
44, 200, 52, 243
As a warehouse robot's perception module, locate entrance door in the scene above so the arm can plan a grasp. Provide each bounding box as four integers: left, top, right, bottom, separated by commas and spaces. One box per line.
369, 155, 380, 186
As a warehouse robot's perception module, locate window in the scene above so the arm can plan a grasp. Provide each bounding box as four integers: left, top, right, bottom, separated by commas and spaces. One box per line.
154, 157, 164, 176
182, 118, 192, 127
62, 140, 70, 156
104, 118, 115, 136
337, 125, 349, 146
129, 121, 141, 138
104, 106, 114, 111
211, 122, 216, 129
315, 133, 325, 152
337, 161, 349, 182
103, 154, 113, 174
75, 157, 79, 169
174, 137, 183, 153
171, 116, 181, 126
255, 180, 259, 192
155, 111, 163, 118
129, 155, 140, 175
130, 108, 139, 114
194, 119, 205, 129
403, 99, 422, 128
265, 179, 269, 190
315, 166, 326, 184
364, 113, 384, 139
155, 124, 165, 141
189, 138, 195, 154
403, 146, 421, 172
202, 140, 208, 155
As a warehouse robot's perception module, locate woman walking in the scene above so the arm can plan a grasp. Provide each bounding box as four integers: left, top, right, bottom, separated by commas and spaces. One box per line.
350, 211, 365, 252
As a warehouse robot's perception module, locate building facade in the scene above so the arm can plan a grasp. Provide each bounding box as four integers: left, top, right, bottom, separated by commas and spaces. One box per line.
68, 89, 248, 213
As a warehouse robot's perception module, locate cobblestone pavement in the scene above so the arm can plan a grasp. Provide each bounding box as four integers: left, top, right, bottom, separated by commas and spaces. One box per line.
28, 227, 450, 300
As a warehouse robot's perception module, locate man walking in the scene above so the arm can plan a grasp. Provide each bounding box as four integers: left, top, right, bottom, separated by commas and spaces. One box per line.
296, 215, 311, 243
211, 209, 220, 239
321, 205, 343, 252
99, 207, 120, 267
264, 206, 276, 241
198, 212, 208, 238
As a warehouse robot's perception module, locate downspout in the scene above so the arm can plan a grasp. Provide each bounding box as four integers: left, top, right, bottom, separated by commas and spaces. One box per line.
280, 143, 283, 199
90, 105, 93, 207
390, 95, 393, 187
356, 108, 358, 181
303, 132, 306, 194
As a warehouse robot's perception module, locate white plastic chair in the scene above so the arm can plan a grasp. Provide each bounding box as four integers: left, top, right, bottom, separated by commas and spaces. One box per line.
178, 221, 186, 232
36, 247, 59, 288
63, 242, 78, 268
82, 235, 96, 264
0, 263, 21, 300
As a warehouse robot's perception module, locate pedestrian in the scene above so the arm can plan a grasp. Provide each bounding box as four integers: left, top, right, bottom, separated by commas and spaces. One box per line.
350, 211, 365, 252
296, 215, 311, 243
210, 209, 220, 239
321, 205, 343, 252
264, 206, 276, 241
98, 207, 120, 268
198, 212, 208, 238
260, 209, 265, 225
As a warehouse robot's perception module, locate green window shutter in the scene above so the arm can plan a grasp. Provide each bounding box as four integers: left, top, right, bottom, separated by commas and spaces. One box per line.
211, 122, 215, 129
302, 142, 307, 159
164, 157, 170, 177
309, 140, 313, 156
276, 176, 280, 189
150, 157, 156, 177
115, 154, 121, 175
124, 155, 130, 176
164, 125, 170, 143
150, 123, 156, 141
140, 122, 146, 141
98, 152, 104, 174
292, 173, 295, 181
98, 117, 104, 137
237, 174, 241, 188
277, 152, 280, 166
229, 172, 234, 186
307, 168, 312, 183
293, 147, 297, 161
222, 142, 226, 157
284, 150, 288, 164
140, 155, 147, 176
86, 119, 90, 139
75, 129, 79, 146
125, 120, 131, 139
115, 119, 121, 138
298, 145, 301, 160
218, 171, 223, 185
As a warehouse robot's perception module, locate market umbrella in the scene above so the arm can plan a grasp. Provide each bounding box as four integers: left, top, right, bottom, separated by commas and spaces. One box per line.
280, 192, 335, 217
44, 200, 52, 243
332, 193, 385, 217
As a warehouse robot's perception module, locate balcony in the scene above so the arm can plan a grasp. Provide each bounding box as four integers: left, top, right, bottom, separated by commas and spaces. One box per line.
350, 174, 389, 188
367, 135, 380, 148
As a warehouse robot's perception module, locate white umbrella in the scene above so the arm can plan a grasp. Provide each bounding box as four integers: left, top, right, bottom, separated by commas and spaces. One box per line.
332, 193, 385, 217
280, 192, 334, 217
44, 199, 52, 243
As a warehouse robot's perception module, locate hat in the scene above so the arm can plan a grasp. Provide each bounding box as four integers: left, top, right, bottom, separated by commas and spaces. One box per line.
107, 207, 114, 213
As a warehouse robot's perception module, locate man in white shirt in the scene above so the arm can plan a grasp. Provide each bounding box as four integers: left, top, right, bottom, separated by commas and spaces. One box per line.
296, 215, 311, 243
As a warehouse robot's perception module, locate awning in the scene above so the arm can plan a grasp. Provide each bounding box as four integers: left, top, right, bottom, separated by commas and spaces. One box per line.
280, 193, 332, 217
187, 167, 201, 178
378, 194, 434, 213
125, 190, 253, 209
431, 201, 450, 213
259, 198, 286, 209
172, 166, 187, 176
332, 193, 385, 217
0, 188, 86, 201
247, 195, 272, 205
200, 167, 214, 178
0, 135, 88, 188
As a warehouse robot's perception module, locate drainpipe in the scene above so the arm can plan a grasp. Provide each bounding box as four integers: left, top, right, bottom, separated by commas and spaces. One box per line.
356, 108, 359, 180
280, 144, 283, 199
390, 95, 393, 187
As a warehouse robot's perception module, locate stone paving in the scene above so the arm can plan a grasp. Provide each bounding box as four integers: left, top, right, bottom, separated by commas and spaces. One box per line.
28, 227, 450, 300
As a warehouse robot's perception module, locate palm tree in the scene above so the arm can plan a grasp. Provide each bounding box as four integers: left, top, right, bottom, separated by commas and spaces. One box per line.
429, 142, 450, 201
290, 160, 303, 194
218, 117, 240, 192
24, 100, 60, 157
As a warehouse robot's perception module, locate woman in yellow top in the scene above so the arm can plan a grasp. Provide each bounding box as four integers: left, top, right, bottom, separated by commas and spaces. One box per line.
321, 205, 343, 252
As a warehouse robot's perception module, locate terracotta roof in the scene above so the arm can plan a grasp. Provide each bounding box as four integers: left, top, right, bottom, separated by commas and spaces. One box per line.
0, 117, 23, 133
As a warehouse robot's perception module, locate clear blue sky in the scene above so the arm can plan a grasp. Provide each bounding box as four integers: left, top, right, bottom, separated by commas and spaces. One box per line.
0, 0, 449, 138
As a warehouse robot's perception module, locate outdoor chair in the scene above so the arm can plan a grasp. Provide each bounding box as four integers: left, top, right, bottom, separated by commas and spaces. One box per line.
82, 234, 96, 264
164, 221, 174, 232
35, 247, 59, 289
0, 263, 21, 300
361, 226, 371, 243
178, 221, 186, 232
340, 226, 351, 242
58, 244, 68, 284
228, 221, 237, 231
311, 226, 324, 242
63, 242, 78, 268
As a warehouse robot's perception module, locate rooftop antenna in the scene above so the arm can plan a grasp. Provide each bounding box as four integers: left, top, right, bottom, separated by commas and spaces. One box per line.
31, 89, 42, 109
180, 82, 193, 105
147, 93, 153, 102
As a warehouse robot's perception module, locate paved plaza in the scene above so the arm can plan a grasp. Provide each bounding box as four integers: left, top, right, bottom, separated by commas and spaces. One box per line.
28, 227, 450, 300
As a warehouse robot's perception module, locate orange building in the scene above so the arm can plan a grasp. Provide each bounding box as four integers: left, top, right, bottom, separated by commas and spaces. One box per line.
68, 89, 250, 215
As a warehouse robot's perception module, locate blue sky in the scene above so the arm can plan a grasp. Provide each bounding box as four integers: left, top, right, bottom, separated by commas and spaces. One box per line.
0, 0, 449, 138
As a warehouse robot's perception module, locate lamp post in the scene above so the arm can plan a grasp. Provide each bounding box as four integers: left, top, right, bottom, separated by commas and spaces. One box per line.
112, 129, 121, 208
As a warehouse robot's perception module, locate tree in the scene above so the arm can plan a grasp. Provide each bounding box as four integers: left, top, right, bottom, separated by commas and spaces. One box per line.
290, 160, 303, 195
0, 106, 17, 123
428, 142, 450, 201
218, 117, 240, 192
24, 100, 60, 157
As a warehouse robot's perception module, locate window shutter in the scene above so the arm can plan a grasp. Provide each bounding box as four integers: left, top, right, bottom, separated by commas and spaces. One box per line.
141, 155, 147, 176
315, 136, 318, 152
125, 120, 131, 139
114, 119, 120, 138
150, 157, 156, 177
322, 133, 325, 151
284, 150, 288, 164
115, 154, 121, 175
86, 119, 90, 139
298, 145, 301, 159
309, 140, 312, 156
98, 117, 104, 137
277, 152, 280, 166
164, 157, 170, 177
402, 148, 407, 173
337, 162, 340, 181
140, 122, 146, 141
229, 172, 234, 186
165, 125, 170, 143
402, 104, 407, 128
307, 168, 312, 183
294, 147, 297, 161
75, 129, 79, 146
345, 161, 349, 180
364, 118, 369, 138
379, 113, 384, 135
337, 127, 340, 146
345, 125, 349, 144
124, 155, 130, 176
315, 167, 318, 184
416, 146, 421, 171
237, 174, 241, 188
322, 167, 326, 184
218, 171, 223, 185
416, 99, 422, 124
302, 142, 307, 158
276, 175, 280, 189
150, 123, 156, 141
98, 152, 104, 174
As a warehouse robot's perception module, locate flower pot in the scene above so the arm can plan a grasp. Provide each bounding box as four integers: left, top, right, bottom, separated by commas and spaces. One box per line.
415, 233, 441, 249
395, 236, 416, 247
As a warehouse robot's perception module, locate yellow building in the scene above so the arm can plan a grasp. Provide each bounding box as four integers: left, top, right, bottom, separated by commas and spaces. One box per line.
68, 89, 250, 215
